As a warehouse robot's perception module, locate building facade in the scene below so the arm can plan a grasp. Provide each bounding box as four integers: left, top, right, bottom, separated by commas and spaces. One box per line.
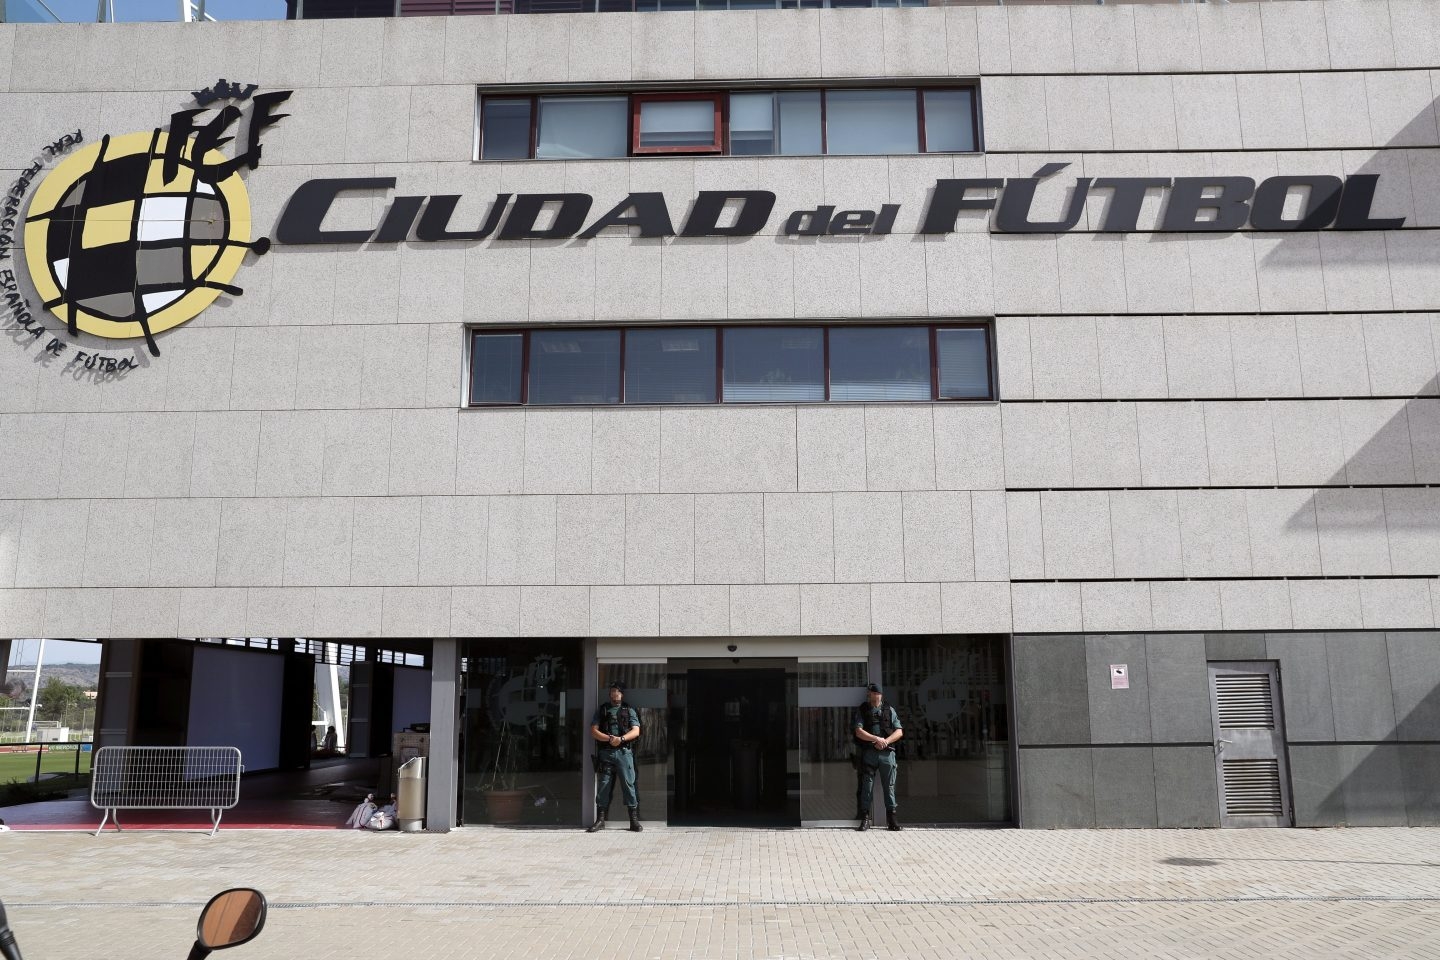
2, 0, 1440, 830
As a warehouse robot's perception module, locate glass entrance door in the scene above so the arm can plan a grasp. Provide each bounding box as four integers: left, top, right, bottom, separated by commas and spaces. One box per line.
668, 660, 798, 826
797, 660, 869, 824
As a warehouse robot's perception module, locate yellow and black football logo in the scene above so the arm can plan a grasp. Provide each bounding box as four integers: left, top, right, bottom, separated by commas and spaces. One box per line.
21, 86, 290, 357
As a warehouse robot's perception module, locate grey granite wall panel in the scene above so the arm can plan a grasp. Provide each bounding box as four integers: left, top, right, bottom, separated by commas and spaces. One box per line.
1091, 747, 1159, 828
1337, 744, 1408, 827
1085, 634, 1154, 744
1266, 633, 1338, 742
1325, 632, 1399, 742
1289, 745, 1346, 827
1153, 745, 1220, 828
1400, 744, 1440, 826
1145, 634, 1212, 743
1205, 633, 1267, 661
1014, 634, 1091, 746
1386, 632, 1440, 740
1019, 748, 1096, 829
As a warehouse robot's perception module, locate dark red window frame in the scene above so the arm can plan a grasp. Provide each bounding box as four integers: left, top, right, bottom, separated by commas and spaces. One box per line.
469, 322, 995, 407
631, 92, 725, 155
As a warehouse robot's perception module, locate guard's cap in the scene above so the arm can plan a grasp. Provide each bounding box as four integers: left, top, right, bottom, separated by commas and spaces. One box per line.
607, 680, 626, 692
866, 683, 883, 694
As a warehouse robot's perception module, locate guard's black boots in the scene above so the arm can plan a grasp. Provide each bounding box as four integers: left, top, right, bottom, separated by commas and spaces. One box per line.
886, 812, 902, 832
857, 814, 872, 832
586, 807, 607, 832
628, 808, 643, 832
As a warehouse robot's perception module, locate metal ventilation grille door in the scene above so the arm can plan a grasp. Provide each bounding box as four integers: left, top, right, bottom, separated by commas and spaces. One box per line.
1221, 758, 1283, 817
1215, 674, 1275, 729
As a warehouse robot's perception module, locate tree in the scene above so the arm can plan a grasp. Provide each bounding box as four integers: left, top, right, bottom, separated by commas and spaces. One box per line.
35, 677, 86, 723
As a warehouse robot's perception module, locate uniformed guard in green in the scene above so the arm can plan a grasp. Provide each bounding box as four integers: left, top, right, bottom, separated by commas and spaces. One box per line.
587, 680, 643, 833
853, 683, 903, 832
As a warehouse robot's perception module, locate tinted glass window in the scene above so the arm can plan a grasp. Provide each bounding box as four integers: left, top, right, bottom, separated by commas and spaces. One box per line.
937, 328, 991, 399
535, 97, 628, 159
638, 100, 717, 149
776, 91, 824, 154
882, 635, 1011, 823
825, 89, 919, 156
923, 89, 976, 153
471, 333, 524, 403
722, 327, 824, 402
460, 640, 583, 825
528, 330, 621, 404
626, 328, 717, 403
481, 98, 531, 161
729, 91, 822, 156
828, 326, 931, 401
729, 93, 773, 155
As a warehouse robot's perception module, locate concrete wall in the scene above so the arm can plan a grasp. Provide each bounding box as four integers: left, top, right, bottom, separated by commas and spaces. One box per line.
1015, 630, 1440, 829
0, 0, 1436, 652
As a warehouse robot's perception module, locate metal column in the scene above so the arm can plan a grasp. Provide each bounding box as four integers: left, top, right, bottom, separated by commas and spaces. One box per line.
425, 638, 460, 832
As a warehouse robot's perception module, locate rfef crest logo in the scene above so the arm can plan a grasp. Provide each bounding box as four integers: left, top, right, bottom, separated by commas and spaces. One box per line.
4, 82, 290, 362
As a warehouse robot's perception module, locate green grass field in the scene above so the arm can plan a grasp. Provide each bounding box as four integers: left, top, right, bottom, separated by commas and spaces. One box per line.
0, 747, 92, 784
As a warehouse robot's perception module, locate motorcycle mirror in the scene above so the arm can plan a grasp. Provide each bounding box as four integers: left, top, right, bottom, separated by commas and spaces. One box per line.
0, 897, 23, 960
191, 888, 267, 958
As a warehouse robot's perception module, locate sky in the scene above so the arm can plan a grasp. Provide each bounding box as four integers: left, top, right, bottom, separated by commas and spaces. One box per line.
7, 0, 286, 22
7, 638, 105, 666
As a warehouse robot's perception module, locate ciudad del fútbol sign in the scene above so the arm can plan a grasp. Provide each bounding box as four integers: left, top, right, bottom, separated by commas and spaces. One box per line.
1, 83, 1407, 380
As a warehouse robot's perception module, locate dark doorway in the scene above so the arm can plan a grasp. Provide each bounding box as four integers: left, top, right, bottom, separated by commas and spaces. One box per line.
670, 666, 794, 826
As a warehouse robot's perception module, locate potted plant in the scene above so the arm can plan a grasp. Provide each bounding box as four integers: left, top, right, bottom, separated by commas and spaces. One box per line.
480, 721, 526, 824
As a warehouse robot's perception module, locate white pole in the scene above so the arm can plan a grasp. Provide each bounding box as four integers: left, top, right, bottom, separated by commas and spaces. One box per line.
23, 639, 45, 741
315, 656, 345, 751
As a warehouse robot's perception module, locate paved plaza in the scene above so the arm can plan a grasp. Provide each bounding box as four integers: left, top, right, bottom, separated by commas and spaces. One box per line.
4, 825, 1440, 959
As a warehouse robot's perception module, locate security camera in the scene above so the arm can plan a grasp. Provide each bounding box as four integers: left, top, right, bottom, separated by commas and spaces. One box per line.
726, 644, 737, 653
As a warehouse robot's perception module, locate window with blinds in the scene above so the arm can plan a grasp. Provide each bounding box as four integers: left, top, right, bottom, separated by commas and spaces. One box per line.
468, 323, 994, 406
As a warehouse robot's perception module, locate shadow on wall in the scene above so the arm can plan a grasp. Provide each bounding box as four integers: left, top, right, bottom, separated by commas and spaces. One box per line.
1280, 372, 1439, 533
1282, 631, 1440, 827
1273, 90, 1440, 535
1206, 630, 1440, 827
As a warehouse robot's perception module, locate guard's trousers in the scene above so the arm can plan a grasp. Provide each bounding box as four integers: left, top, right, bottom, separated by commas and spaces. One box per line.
856, 748, 898, 813
595, 745, 638, 809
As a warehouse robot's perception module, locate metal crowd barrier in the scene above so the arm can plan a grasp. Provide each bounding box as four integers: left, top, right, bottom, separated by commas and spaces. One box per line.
90, 746, 243, 836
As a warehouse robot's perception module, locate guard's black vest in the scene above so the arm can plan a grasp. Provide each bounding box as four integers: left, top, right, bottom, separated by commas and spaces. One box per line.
857, 702, 899, 740
597, 701, 636, 738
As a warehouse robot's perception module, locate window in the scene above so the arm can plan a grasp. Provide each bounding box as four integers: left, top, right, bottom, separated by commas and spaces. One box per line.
528, 329, 622, 404
828, 326, 930, 400
626, 328, 718, 403
479, 84, 978, 160
937, 327, 992, 399
479, 98, 532, 160
630, 0, 929, 10
470, 332, 525, 404
633, 94, 723, 154
723, 327, 825, 402
469, 323, 994, 406
729, 91, 823, 156
923, 89, 976, 154
534, 96, 628, 159
825, 89, 920, 156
